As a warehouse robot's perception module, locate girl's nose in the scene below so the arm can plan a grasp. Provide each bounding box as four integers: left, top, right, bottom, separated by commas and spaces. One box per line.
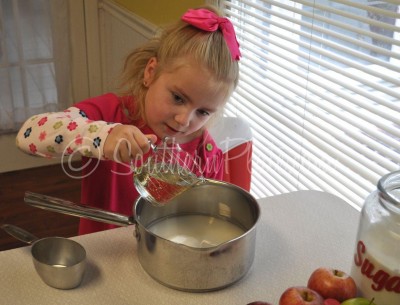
174, 109, 193, 127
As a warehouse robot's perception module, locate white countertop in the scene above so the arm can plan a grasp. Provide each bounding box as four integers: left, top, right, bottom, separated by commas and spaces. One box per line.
0, 190, 360, 305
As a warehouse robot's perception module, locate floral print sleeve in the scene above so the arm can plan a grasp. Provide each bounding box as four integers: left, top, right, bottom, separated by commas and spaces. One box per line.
16, 107, 119, 159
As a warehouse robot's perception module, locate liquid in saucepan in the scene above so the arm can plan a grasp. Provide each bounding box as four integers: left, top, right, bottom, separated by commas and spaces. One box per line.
148, 215, 245, 248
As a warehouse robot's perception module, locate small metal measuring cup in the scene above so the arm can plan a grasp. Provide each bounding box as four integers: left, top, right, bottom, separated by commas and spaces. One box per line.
2, 224, 86, 289
132, 137, 204, 206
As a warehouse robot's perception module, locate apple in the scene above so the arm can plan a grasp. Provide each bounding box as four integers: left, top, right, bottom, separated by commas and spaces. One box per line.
279, 286, 324, 305
247, 302, 273, 305
307, 267, 357, 302
341, 298, 377, 305
324, 299, 341, 305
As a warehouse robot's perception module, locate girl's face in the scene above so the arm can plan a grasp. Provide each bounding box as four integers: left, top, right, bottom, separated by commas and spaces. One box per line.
143, 57, 230, 143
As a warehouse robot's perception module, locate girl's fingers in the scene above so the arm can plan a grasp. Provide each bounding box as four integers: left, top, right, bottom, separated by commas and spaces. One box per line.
104, 125, 157, 163
133, 133, 157, 155
145, 134, 158, 149
118, 140, 135, 163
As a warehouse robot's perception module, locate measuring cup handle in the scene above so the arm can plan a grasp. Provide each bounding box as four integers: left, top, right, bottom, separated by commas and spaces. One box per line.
1, 224, 39, 244
24, 191, 135, 226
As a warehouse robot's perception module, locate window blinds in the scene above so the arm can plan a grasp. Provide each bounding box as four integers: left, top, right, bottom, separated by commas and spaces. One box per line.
221, 0, 400, 209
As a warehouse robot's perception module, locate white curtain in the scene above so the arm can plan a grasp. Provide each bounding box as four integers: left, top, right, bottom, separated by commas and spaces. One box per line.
0, 0, 72, 133
222, 0, 400, 209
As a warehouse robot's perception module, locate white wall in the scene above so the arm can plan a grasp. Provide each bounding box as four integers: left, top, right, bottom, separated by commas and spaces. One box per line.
99, 0, 156, 92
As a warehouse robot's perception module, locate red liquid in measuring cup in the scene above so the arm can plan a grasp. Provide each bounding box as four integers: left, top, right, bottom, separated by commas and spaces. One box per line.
134, 163, 198, 205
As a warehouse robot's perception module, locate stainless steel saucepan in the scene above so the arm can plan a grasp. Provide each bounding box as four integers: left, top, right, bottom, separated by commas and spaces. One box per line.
24, 179, 260, 292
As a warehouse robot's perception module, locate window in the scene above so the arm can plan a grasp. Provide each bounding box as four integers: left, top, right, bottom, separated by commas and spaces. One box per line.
221, 0, 399, 209
0, 0, 72, 134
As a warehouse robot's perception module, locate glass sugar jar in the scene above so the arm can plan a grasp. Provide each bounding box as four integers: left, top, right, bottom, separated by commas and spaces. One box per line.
350, 170, 400, 305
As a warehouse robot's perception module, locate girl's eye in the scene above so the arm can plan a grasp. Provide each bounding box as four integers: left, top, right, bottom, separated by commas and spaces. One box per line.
172, 93, 184, 104
197, 109, 210, 117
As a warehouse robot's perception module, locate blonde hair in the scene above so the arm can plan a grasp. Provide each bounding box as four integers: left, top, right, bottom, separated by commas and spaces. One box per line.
117, 5, 239, 123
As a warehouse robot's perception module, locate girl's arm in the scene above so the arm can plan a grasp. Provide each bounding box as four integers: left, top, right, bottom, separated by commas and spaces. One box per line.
16, 107, 119, 160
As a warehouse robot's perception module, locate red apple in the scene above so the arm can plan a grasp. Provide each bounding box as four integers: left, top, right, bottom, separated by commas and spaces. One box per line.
323, 299, 341, 305
279, 286, 324, 305
307, 267, 357, 302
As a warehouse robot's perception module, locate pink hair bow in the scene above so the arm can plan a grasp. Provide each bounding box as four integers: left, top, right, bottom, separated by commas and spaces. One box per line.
181, 8, 241, 61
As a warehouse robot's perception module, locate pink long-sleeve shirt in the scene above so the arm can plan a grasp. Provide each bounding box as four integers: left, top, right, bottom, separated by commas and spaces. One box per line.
16, 93, 224, 234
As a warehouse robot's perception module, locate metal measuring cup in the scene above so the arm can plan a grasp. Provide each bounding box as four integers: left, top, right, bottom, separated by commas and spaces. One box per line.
132, 137, 204, 206
1, 224, 86, 289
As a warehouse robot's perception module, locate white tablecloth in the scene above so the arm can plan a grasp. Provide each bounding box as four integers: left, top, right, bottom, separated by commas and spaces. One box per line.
0, 190, 360, 305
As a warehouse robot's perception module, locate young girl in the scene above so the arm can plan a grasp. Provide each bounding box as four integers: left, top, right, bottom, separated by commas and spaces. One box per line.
16, 6, 240, 235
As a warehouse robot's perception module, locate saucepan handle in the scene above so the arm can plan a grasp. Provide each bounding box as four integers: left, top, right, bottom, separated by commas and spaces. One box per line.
24, 191, 135, 226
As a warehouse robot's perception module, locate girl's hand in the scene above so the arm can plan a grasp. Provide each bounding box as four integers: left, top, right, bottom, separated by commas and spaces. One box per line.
103, 125, 157, 163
